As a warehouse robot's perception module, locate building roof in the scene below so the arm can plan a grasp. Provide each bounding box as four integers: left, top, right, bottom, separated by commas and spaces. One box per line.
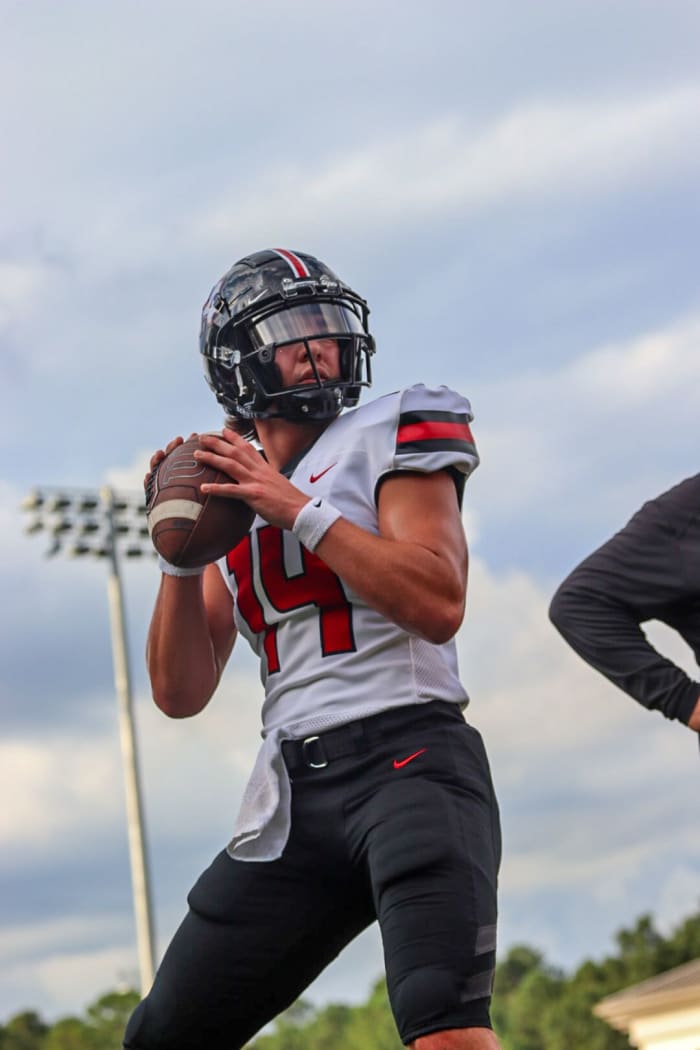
595, 959, 700, 1031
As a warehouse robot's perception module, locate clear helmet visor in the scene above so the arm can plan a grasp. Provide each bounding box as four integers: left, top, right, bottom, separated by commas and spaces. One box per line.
247, 302, 365, 350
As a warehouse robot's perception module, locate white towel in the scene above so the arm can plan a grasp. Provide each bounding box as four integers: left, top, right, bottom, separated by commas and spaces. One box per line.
227, 728, 291, 862
227, 703, 385, 862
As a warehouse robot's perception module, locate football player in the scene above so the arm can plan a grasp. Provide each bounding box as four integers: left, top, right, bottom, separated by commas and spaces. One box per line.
124, 249, 503, 1050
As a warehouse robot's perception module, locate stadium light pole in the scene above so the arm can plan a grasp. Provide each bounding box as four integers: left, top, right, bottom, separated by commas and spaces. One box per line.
22, 484, 157, 996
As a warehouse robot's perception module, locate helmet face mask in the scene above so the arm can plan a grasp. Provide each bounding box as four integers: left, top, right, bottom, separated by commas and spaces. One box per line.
200, 250, 375, 432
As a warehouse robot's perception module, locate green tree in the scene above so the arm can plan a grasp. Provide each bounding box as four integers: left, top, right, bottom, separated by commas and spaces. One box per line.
494, 945, 548, 998
247, 999, 317, 1050
539, 914, 682, 1050
342, 978, 402, 1050
657, 906, 700, 971
43, 1018, 92, 1050
247, 981, 402, 1050
543, 960, 632, 1050
0, 1011, 48, 1050
83, 990, 140, 1050
492, 945, 565, 1050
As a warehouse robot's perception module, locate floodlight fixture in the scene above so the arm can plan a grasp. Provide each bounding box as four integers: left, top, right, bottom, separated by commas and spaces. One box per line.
21, 489, 45, 512
45, 494, 72, 513
76, 497, 100, 512
51, 518, 74, 534
67, 543, 93, 558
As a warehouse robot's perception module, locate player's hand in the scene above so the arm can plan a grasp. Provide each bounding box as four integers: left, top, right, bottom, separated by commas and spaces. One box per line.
194, 429, 309, 530
143, 434, 198, 493
688, 693, 700, 733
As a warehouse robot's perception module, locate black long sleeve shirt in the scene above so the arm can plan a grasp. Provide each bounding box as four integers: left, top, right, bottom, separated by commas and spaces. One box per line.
549, 474, 700, 724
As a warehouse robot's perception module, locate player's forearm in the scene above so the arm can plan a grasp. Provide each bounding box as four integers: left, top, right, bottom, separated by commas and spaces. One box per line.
315, 517, 466, 644
549, 581, 700, 724
147, 576, 221, 717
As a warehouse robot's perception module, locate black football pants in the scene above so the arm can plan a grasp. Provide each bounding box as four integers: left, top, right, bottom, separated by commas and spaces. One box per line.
123, 701, 501, 1048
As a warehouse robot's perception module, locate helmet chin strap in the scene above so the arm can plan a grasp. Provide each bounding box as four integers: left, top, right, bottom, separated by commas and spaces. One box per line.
260, 384, 343, 424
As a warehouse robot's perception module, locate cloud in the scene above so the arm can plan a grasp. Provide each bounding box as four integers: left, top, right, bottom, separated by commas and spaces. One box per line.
0, 733, 123, 854
562, 313, 700, 410
0, 261, 52, 327
105, 453, 152, 494
1, 915, 137, 1018
191, 84, 700, 249
461, 310, 700, 575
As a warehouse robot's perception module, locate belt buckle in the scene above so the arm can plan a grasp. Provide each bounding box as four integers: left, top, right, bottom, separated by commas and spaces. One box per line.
302, 735, 328, 769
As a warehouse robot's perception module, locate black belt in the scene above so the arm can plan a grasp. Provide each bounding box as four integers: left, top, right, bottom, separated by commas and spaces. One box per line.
281, 700, 461, 773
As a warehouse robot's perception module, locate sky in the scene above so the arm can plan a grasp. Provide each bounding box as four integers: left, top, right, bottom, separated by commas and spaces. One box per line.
2, 0, 700, 1027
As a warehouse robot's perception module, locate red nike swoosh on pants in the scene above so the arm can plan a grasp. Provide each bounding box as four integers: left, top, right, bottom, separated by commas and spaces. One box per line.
393, 749, 427, 769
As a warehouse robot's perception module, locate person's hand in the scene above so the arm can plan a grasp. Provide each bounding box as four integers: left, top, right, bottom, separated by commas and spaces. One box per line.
143, 434, 198, 494
688, 693, 700, 732
195, 429, 309, 530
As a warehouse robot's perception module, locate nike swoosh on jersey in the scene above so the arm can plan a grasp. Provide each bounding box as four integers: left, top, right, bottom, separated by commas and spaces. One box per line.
393, 748, 427, 769
309, 463, 337, 483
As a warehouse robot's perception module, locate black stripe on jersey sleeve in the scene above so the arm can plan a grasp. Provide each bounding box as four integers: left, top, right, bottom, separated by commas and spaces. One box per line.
398, 409, 471, 426
397, 437, 477, 455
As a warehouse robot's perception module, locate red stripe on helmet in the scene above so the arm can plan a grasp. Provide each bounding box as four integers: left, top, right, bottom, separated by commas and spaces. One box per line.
272, 249, 311, 278
397, 421, 475, 444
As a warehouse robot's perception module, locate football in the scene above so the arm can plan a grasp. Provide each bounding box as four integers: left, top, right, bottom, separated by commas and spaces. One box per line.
146, 435, 255, 568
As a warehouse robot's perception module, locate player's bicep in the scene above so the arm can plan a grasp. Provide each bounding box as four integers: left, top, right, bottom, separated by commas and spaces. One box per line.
377, 471, 468, 585
202, 563, 237, 676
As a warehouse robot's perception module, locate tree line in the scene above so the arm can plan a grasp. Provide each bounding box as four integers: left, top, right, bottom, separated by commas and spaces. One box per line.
2, 908, 699, 1049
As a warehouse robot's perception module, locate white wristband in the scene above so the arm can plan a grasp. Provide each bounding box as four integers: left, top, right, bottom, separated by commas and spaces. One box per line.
157, 554, 206, 577
292, 498, 342, 552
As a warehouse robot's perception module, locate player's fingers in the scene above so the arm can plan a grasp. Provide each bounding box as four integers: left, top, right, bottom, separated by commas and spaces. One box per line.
200, 481, 246, 499
197, 433, 227, 452
220, 429, 263, 462
198, 432, 247, 458
194, 448, 244, 480
147, 434, 188, 479
200, 432, 264, 478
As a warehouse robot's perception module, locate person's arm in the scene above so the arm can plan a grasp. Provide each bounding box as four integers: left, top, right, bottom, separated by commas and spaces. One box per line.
144, 435, 237, 718
315, 469, 467, 643
195, 430, 467, 644
147, 563, 237, 717
549, 493, 700, 727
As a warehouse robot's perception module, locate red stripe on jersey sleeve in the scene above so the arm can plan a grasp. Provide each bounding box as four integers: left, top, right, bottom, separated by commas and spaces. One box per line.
397, 420, 475, 444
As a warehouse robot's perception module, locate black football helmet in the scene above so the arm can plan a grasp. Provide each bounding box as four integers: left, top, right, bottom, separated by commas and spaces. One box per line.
200, 249, 375, 433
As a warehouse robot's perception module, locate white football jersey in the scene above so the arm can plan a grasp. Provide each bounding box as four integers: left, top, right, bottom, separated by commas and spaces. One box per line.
217, 384, 479, 737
